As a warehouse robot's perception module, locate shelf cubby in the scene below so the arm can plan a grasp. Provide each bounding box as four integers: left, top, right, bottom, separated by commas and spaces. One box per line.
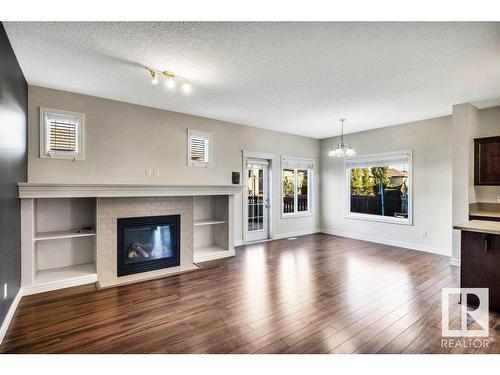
193, 195, 233, 262
22, 197, 97, 295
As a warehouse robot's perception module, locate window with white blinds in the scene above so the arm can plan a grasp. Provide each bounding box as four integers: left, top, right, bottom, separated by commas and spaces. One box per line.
39, 108, 85, 160
187, 129, 212, 167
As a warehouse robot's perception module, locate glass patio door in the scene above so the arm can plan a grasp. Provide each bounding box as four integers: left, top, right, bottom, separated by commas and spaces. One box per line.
246, 159, 269, 242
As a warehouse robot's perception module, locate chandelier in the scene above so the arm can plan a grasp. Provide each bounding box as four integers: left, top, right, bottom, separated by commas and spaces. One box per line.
328, 118, 355, 157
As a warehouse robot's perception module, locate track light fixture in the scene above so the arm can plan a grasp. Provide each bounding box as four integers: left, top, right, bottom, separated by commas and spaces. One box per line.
145, 67, 192, 93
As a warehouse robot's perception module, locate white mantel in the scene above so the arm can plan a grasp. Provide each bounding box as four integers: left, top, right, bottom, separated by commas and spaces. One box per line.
18, 183, 243, 198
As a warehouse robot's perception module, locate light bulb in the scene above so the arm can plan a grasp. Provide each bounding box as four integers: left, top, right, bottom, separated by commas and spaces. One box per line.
182, 83, 192, 93
151, 72, 159, 85
345, 146, 356, 157
166, 79, 176, 89
328, 148, 336, 157
333, 148, 344, 158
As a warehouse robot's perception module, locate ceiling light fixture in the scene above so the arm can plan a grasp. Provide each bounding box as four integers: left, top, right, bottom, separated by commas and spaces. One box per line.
328, 118, 355, 158
145, 67, 192, 93
150, 71, 159, 85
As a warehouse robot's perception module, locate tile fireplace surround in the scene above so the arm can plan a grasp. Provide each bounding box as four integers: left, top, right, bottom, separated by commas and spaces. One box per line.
18, 183, 241, 294
97, 196, 195, 288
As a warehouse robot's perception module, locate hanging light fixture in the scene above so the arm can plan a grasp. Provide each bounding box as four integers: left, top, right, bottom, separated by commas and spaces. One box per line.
328, 118, 355, 158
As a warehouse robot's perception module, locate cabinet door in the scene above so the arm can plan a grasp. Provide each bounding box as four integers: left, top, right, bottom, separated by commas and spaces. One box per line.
461, 231, 500, 312
474, 136, 500, 185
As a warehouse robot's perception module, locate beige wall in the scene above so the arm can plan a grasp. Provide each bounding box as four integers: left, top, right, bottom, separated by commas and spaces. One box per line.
27, 86, 321, 243
451, 103, 478, 261
320, 116, 453, 256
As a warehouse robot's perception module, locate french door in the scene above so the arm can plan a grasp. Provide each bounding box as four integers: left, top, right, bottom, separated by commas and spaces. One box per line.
246, 159, 269, 242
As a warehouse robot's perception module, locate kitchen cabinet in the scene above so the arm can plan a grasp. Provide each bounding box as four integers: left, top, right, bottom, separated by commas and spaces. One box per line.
474, 136, 500, 186
461, 230, 500, 312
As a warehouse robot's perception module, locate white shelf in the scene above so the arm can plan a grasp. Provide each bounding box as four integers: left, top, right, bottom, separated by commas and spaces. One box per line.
194, 245, 235, 263
24, 263, 97, 295
35, 263, 96, 283
194, 219, 226, 227
34, 228, 96, 241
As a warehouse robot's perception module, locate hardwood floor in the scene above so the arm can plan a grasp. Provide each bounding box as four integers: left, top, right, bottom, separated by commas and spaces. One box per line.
1, 233, 499, 354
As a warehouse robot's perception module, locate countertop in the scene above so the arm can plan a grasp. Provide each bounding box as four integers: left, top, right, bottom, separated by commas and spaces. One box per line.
454, 220, 500, 235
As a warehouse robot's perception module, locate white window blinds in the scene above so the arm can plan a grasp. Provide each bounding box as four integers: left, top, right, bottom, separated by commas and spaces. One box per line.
47, 115, 78, 153
282, 157, 314, 170
187, 129, 212, 167
345, 152, 411, 169
190, 136, 208, 162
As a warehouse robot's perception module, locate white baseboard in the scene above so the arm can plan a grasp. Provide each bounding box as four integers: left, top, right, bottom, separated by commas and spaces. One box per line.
0, 287, 23, 345
194, 249, 236, 263
22, 274, 98, 296
450, 257, 461, 267
234, 240, 244, 247
320, 228, 451, 257
272, 228, 321, 240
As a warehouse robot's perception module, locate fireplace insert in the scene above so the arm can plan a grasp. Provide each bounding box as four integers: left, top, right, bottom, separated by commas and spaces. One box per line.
117, 215, 180, 276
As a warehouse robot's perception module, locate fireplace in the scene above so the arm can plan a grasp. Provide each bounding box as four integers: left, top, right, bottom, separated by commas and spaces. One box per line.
117, 215, 180, 276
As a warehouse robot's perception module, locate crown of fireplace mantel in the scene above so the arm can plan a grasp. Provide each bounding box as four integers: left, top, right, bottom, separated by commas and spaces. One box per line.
18, 183, 244, 199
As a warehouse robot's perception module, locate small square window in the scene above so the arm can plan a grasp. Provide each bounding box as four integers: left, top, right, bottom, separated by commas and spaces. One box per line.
39, 107, 85, 160
187, 129, 212, 167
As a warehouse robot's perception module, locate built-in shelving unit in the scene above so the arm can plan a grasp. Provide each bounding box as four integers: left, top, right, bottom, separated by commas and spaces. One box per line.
22, 198, 97, 295
19, 184, 242, 294
193, 195, 234, 262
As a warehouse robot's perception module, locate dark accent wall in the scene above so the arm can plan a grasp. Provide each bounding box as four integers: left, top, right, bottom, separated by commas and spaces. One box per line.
0, 22, 27, 327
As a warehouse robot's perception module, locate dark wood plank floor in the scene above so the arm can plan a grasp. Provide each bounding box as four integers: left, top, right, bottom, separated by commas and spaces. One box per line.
1, 233, 499, 353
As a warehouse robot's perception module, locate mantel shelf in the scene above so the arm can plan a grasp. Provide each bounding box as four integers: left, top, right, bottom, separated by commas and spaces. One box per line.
34, 229, 96, 241
194, 219, 227, 227
18, 183, 244, 199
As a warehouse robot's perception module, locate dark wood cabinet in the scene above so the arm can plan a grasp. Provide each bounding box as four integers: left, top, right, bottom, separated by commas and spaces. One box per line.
474, 136, 500, 186
461, 231, 500, 312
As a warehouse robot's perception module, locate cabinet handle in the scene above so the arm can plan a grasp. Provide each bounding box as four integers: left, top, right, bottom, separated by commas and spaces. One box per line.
483, 233, 493, 253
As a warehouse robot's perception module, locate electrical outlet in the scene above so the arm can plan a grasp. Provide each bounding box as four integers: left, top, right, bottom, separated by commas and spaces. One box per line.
146, 169, 152, 177
154, 169, 160, 177
3, 283, 7, 300
421, 231, 427, 238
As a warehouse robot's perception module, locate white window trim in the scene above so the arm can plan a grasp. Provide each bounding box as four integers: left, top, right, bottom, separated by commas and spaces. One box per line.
39, 107, 85, 160
187, 129, 212, 168
281, 155, 314, 219
344, 149, 413, 226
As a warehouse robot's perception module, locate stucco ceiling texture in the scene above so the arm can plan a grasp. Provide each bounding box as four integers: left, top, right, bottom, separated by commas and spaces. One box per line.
5, 22, 500, 138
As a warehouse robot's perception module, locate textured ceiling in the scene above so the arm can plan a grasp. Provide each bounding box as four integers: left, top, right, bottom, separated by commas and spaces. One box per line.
4, 22, 500, 138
